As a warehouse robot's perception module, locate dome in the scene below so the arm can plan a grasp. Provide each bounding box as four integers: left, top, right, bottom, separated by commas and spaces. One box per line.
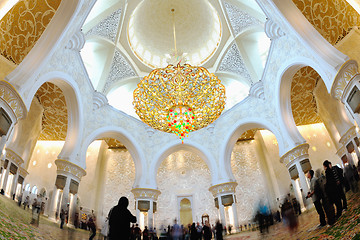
128, 0, 221, 68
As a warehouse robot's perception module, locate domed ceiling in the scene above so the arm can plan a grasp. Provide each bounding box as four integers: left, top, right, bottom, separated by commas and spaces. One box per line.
128, 0, 221, 68
81, 0, 269, 114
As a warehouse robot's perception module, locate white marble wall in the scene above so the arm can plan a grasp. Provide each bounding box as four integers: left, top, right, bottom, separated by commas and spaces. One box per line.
156, 151, 218, 227
102, 148, 136, 220
231, 141, 269, 224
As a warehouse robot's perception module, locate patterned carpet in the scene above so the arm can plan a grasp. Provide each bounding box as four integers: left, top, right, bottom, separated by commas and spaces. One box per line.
225, 190, 360, 240
1, 190, 359, 239
0, 195, 99, 240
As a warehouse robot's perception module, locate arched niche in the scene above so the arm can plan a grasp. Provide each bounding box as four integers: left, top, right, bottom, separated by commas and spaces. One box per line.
179, 198, 193, 226
155, 149, 218, 226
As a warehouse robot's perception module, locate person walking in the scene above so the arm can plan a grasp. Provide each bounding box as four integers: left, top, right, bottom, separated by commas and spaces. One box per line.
88, 215, 97, 240
60, 209, 65, 229
108, 196, 137, 240
307, 170, 326, 227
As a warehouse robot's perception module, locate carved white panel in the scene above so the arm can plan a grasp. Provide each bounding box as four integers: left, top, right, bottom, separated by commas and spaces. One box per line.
86, 9, 122, 43
224, 1, 262, 36
103, 49, 137, 93
103, 149, 136, 220
231, 141, 268, 224
218, 43, 252, 83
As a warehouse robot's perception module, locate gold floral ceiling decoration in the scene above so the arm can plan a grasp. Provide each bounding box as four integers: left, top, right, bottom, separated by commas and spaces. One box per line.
0, 0, 61, 64
35, 82, 67, 141
291, 66, 322, 126
292, 0, 360, 46
133, 8, 226, 143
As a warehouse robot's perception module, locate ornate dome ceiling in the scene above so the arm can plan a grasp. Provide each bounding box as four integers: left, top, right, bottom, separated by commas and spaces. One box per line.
128, 0, 221, 68
82, 0, 268, 111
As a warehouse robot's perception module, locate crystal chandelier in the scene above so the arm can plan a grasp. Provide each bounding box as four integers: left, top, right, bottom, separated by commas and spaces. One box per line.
133, 9, 226, 143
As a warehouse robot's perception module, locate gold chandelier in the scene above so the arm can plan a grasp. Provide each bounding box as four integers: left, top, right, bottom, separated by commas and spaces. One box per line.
133, 8, 226, 143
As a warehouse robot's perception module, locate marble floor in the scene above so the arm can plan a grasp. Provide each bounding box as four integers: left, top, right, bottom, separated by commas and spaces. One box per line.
0, 190, 359, 240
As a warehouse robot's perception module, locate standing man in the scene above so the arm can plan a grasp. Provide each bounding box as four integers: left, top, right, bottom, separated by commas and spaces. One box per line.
307, 170, 326, 227
108, 196, 137, 240
323, 160, 345, 219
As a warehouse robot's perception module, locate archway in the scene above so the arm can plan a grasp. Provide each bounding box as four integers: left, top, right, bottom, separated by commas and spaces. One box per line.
78, 127, 145, 227
156, 149, 218, 228
179, 198, 193, 226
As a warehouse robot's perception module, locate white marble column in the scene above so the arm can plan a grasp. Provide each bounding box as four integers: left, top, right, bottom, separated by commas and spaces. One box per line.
52, 159, 86, 223
209, 182, 238, 231
148, 199, 154, 229
10, 168, 19, 197
1, 161, 10, 192
60, 176, 71, 213
217, 196, 226, 227
280, 144, 312, 210
131, 188, 161, 229
68, 193, 77, 226
49, 185, 60, 220
231, 200, 239, 232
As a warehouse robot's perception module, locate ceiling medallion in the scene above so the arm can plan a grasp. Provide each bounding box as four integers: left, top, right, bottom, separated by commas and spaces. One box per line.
133, 8, 226, 143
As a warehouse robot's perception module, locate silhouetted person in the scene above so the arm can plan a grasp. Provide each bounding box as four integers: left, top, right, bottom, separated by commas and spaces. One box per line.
323, 160, 344, 219
108, 196, 136, 240
202, 221, 212, 240
215, 221, 223, 240
60, 209, 65, 229
190, 223, 197, 240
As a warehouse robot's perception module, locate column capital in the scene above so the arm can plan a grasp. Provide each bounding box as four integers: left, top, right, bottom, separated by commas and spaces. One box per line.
336, 144, 347, 158
208, 182, 238, 197
55, 159, 86, 181
131, 188, 161, 201
18, 166, 28, 178
5, 148, 24, 166
280, 144, 309, 168
339, 126, 357, 145
331, 59, 358, 101
0, 80, 27, 120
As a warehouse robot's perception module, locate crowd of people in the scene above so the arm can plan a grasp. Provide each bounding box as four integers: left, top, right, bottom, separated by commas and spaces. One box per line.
3, 158, 358, 240
254, 159, 359, 237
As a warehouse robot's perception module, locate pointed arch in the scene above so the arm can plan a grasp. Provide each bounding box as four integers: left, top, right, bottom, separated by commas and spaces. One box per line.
219, 117, 287, 181
80, 126, 145, 188
149, 140, 218, 188
24, 71, 83, 162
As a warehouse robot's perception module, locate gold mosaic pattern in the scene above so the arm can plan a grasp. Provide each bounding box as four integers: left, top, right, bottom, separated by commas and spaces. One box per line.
291, 66, 322, 125
0, 0, 61, 64
103, 138, 125, 149
293, 0, 360, 45
35, 82, 67, 140
239, 129, 258, 140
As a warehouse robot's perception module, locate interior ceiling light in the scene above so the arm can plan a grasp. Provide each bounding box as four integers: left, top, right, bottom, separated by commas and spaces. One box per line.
133, 8, 226, 143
